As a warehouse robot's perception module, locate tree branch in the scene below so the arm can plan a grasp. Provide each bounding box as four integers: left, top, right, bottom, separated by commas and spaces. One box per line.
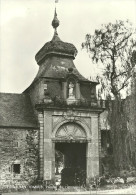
117, 74, 132, 93
116, 33, 132, 49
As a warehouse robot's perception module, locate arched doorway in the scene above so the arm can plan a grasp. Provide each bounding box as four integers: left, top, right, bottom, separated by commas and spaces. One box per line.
55, 122, 87, 186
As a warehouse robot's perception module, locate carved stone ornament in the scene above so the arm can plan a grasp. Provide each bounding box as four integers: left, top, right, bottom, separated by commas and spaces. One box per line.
56, 123, 86, 140
68, 82, 74, 98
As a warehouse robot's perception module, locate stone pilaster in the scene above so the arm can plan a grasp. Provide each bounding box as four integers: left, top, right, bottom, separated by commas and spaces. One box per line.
38, 111, 44, 180
98, 114, 102, 175
63, 82, 67, 99
86, 115, 99, 180
52, 142, 55, 182
76, 82, 80, 99
43, 111, 55, 182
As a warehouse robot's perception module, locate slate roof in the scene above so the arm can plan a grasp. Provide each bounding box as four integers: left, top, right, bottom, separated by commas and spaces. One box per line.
33, 17, 98, 86
35, 13, 78, 65
25, 11, 98, 93
33, 56, 97, 83
35, 35, 78, 65
0, 93, 38, 128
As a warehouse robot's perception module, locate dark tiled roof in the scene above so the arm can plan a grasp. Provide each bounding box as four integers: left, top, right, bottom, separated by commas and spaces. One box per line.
35, 34, 77, 65
0, 93, 38, 128
33, 56, 93, 83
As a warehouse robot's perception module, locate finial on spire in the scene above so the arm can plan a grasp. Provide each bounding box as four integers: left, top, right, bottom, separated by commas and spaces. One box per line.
52, 4, 59, 35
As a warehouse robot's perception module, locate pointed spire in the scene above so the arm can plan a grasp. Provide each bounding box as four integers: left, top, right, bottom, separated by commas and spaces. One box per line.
52, 8, 60, 35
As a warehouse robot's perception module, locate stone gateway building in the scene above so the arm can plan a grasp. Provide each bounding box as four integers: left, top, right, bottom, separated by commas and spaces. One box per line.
0, 9, 105, 186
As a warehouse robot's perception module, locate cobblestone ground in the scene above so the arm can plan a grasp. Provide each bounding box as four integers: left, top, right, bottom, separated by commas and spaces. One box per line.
2, 185, 136, 195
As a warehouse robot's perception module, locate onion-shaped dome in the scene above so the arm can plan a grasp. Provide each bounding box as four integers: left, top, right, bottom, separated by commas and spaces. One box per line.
35, 8, 78, 65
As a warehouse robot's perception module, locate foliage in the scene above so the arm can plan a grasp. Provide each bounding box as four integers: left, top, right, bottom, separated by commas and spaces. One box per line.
55, 150, 64, 174
21, 130, 38, 184
82, 20, 136, 175
61, 168, 86, 186
107, 99, 136, 171
43, 96, 104, 108
82, 20, 136, 98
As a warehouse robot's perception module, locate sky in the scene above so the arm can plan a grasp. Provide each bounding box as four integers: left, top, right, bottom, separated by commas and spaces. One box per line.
0, 0, 136, 93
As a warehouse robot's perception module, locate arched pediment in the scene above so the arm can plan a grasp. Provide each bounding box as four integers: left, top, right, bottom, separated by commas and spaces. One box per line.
56, 122, 86, 141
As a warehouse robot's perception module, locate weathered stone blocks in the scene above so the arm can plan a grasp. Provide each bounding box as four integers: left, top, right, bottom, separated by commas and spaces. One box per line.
0, 128, 38, 187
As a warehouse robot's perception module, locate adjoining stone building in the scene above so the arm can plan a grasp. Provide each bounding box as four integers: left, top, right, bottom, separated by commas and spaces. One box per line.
0, 9, 105, 186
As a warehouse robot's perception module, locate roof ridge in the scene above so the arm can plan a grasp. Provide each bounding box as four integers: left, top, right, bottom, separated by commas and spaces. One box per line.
0, 92, 22, 95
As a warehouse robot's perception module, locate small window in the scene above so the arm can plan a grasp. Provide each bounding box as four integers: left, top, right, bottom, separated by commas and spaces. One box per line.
44, 83, 48, 90
13, 164, 20, 174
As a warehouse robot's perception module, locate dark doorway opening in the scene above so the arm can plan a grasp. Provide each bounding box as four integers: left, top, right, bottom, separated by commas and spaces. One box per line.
55, 142, 86, 186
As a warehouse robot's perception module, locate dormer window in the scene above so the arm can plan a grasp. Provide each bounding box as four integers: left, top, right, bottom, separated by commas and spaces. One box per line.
44, 83, 48, 95
44, 83, 48, 90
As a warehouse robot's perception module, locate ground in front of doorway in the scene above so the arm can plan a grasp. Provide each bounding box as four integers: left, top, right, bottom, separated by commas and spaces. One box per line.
1, 184, 136, 195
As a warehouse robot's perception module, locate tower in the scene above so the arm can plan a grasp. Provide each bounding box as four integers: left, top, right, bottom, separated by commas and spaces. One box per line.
24, 7, 104, 184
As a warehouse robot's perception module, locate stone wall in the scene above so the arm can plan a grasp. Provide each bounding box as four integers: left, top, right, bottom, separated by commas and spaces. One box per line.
0, 128, 38, 187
